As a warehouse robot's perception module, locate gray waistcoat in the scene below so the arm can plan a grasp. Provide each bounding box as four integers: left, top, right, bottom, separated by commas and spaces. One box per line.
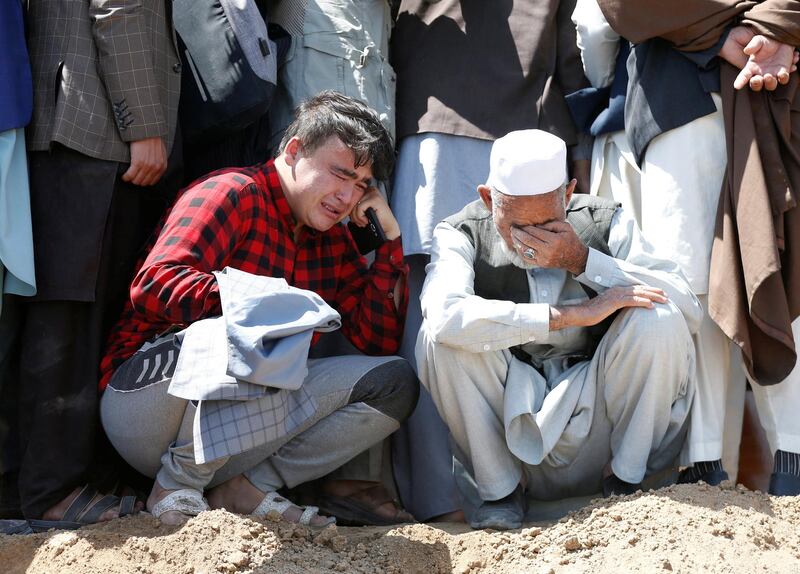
444, 194, 620, 361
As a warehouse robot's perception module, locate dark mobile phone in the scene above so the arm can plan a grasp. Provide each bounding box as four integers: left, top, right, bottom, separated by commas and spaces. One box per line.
348, 207, 387, 255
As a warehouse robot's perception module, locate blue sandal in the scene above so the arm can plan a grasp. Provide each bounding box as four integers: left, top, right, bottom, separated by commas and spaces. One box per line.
0, 519, 33, 535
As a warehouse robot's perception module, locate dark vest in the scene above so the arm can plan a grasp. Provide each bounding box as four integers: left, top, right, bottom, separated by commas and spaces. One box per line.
444, 194, 620, 361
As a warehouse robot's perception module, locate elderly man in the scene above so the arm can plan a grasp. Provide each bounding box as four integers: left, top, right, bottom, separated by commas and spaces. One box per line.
99, 92, 418, 526
417, 129, 703, 530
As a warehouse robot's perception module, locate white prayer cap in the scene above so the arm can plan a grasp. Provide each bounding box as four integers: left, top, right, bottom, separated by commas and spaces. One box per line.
485, 129, 567, 196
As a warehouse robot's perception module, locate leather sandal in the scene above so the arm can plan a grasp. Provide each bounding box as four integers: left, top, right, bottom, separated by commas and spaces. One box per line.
28, 484, 138, 532
318, 483, 415, 526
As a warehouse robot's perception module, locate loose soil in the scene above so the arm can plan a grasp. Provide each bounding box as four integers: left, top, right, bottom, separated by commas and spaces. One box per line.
3, 482, 799, 573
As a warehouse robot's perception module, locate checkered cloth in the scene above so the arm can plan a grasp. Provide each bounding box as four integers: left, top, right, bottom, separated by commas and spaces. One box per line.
168, 267, 341, 464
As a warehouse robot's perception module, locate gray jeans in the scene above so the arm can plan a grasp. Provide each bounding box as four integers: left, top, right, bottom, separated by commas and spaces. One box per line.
100, 335, 418, 493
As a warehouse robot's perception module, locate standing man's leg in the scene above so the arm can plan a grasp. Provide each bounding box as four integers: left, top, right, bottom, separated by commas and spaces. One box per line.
390, 134, 493, 522
0, 294, 23, 518
592, 99, 739, 484
751, 318, 800, 495
390, 254, 462, 521
17, 147, 178, 521
637, 96, 740, 484
0, 127, 37, 519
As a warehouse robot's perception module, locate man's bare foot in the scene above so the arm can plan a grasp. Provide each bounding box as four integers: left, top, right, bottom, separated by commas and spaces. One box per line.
427, 509, 466, 523
42, 486, 143, 523
323, 479, 414, 523
147, 481, 196, 526
207, 474, 333, 527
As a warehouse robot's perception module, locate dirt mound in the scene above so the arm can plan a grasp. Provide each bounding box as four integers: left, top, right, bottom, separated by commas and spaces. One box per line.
3, 483, 800, 573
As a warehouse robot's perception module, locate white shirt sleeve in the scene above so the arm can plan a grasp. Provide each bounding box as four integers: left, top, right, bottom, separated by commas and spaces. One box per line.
572, 0, 621, 89
420, 222, 550, 353
574, 207, 704, 334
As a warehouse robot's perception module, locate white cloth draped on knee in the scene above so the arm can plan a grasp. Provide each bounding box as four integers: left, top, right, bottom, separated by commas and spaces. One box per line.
168, 267, 342, 464
503, 359, 594, 467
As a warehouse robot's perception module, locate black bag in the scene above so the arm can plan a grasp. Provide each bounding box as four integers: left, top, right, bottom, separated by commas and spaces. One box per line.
174, 0, 277, 143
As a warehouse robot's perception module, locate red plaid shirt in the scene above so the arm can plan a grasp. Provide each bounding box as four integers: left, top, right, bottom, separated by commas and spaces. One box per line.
99, 160, 408, 390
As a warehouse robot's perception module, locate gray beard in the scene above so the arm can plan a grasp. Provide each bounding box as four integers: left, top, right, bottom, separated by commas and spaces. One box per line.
498, 239, 538, 270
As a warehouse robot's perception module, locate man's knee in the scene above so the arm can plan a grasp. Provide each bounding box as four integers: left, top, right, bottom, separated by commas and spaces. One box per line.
350, 358, 420, 423
614, 302, 691, 348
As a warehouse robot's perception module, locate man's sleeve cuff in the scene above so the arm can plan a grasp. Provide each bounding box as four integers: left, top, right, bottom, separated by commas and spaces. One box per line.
373, 237, 406, 272
515, 302, 550, 344
576, 246, 618, 288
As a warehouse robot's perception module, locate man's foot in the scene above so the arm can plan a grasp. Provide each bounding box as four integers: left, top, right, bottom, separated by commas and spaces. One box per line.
207, 474, 333, 528
677, 460, 729, 486
43, 485, 142, 524
769, 450, 800, 496
26, 484, 141, 532
602, 474, 642, 497
147, 481, 209, 526
427, 509, 466, 523
469, 485, 525, 530
318, 479, 415, 526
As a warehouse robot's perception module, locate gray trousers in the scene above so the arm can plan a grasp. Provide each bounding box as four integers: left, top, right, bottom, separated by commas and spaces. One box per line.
100, 338, 418, 494
417, 304, 695, 501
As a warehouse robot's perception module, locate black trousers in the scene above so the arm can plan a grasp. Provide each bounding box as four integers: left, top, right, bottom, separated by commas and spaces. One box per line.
0, 295, 23, 517
3, 144, 180, 519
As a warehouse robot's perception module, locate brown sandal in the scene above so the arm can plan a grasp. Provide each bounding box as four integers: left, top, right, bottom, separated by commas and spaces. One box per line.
317, 483, 415, 526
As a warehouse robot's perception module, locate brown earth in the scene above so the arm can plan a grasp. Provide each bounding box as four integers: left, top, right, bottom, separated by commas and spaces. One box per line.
3, 482, 800, 574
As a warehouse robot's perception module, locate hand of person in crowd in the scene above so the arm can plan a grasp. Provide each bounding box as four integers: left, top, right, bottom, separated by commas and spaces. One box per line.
720, 26, 755, 70
122, 137, 168, 186
571, 159, 591, 194
721, 26, 799, 91
736, 33, 798, 91
549, 285, 668, 330
510, 221, 589, 275
349, 186, 401, 241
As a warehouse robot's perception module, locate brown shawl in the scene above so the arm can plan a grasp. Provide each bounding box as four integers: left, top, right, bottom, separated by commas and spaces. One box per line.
598, 0, 800, 384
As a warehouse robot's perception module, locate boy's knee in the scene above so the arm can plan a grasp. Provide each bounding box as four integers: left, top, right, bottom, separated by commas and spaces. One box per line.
351, 359, 420, 423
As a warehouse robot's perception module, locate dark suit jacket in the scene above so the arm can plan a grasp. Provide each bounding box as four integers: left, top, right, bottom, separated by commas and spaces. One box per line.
26, 0, 181, 162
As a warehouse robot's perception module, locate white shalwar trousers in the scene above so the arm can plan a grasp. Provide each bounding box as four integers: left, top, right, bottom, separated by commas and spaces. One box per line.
751, 318, 800, 456
417, 305, 694, 501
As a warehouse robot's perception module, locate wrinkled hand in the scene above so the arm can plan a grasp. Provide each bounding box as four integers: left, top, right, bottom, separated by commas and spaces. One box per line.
733, 32, 798, 91
552, 285, 668, 330
349, 186, 401, 241
510, 221, 589, 275
123, 137, 167, 186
